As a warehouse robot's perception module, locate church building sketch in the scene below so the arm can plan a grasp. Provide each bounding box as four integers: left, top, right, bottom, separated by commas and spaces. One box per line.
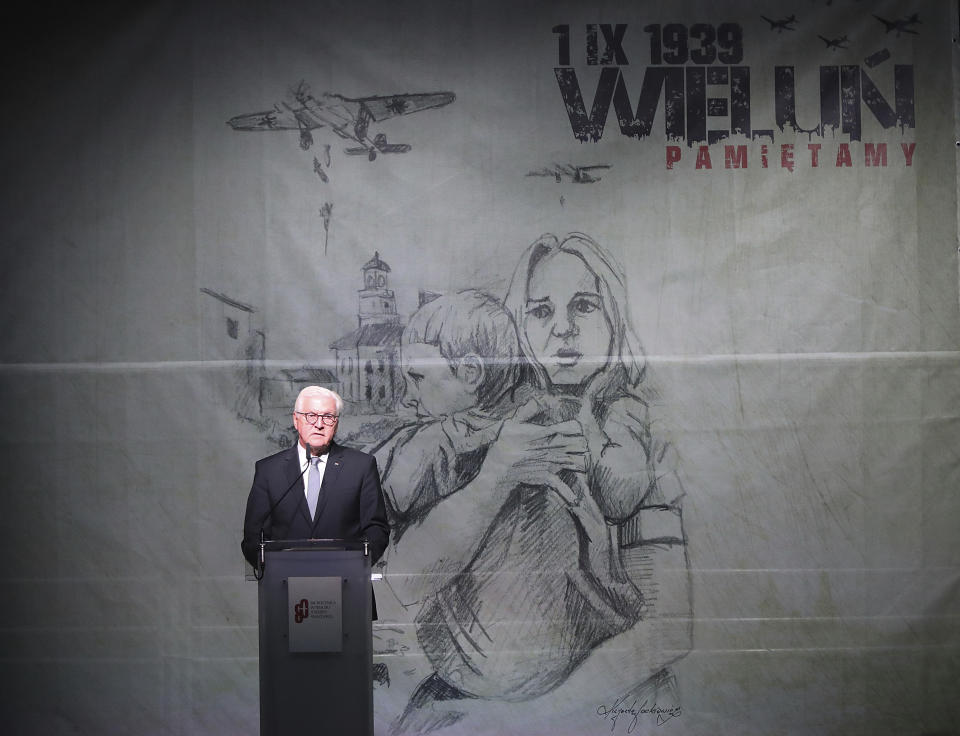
329, 252, 404, 412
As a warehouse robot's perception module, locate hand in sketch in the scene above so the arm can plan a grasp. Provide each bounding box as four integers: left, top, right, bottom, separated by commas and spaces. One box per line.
575, 359, 614, 431
576, 366, 662, 518
483, 397, 587, 506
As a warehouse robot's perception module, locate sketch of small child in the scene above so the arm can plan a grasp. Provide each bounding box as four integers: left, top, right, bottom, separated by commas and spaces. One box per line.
371, 289, 524, 607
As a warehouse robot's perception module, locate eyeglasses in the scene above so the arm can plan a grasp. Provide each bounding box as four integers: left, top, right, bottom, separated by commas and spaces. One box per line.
296, 412, 340, 426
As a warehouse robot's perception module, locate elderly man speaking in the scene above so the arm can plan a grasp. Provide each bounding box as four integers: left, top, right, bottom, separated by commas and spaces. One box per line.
241, 386, 390, 577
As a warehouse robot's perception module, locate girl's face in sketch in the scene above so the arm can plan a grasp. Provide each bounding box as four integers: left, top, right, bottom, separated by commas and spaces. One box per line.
523, 250, 614, 388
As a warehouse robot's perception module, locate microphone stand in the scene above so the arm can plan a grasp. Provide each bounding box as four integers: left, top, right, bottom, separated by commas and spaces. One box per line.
254, 443, 314, 581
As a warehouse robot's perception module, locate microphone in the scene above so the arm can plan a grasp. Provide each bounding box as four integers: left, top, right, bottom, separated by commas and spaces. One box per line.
253, 444, 314, 579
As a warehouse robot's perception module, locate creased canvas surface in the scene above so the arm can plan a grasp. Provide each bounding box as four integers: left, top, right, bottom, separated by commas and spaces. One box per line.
1, 2, 958, 734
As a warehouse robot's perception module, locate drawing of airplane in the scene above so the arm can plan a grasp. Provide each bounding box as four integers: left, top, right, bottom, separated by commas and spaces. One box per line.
818, 35, 850, 50
873, 14, 920, 36
228, 81, 456, 160
527, 164, 611, 184
761, 15, 797, 32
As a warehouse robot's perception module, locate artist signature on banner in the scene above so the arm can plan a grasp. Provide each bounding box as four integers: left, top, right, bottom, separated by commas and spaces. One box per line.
596, 695, 682, 731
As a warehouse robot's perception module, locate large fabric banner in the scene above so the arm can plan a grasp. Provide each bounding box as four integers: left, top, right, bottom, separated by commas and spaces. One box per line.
1, 2, 958, 734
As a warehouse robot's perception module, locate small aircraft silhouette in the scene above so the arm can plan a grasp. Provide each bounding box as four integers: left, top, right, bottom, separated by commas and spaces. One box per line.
761, 15, 797, 32
818, 35, 850, 50
228, 81, 455, 161
873, 14, 920, 36
527, 164, 611, 184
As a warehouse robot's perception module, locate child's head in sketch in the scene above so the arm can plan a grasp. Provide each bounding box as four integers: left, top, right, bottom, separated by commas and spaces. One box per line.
400, 289, 521, 418
505, 232, 645, 393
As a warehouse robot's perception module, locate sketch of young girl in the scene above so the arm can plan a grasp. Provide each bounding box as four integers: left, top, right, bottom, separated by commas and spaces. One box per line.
391, 233, 691, 733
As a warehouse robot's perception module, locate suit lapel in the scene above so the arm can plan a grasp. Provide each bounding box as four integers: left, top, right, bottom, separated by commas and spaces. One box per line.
312, 442, 344, 530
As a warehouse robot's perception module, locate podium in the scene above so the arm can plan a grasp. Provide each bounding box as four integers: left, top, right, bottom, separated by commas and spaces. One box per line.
256, 539, 373, 736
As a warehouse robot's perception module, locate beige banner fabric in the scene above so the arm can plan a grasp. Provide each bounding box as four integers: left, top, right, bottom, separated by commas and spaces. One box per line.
1, 1, 958, 734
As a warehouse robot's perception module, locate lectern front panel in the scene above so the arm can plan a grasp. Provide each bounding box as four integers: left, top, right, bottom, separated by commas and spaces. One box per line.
257, 544, 372, 736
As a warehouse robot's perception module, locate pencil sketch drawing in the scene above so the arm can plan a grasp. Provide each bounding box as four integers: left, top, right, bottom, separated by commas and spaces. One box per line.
219, 234, 692, 731
319, 202, 333, 254
366, 234, 692, 733
818, 34, 850, 50
201, 287, 338, 449
329, 251, 405, 414
873, 13, 920, 37
526, 163, 611, 184
227, 81, 455, 161
761, 15, 797, 33
312, 155, 329, 183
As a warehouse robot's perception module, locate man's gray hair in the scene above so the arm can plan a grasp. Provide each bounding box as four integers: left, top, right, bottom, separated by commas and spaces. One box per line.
294, 386, 343, 414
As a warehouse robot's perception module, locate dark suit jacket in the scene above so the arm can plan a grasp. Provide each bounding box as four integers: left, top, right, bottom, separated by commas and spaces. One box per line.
241, 441, 390, 572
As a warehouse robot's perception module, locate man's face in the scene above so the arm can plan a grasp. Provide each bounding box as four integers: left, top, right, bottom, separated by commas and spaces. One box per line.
400, 342, 477, 419
293, 393, 340, 454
